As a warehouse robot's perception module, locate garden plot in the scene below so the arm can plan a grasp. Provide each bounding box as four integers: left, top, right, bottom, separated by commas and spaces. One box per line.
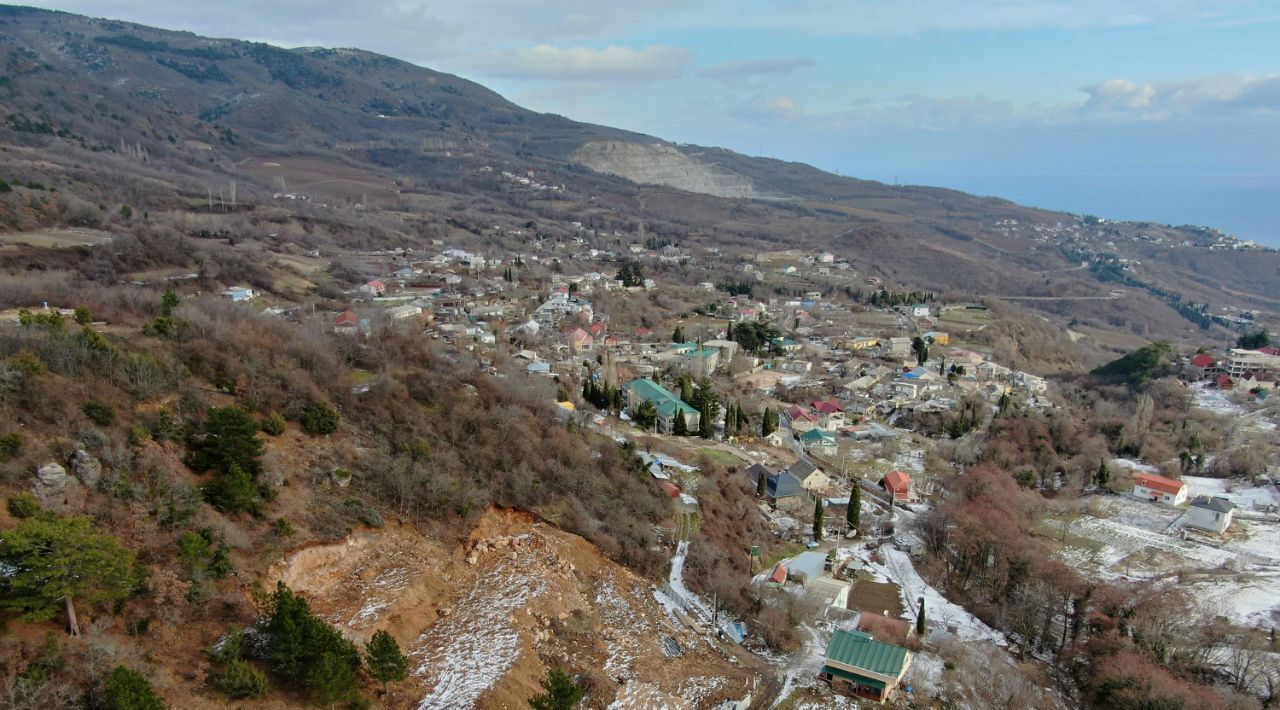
1183, 476, 1280, 512
1043, 496, 1238, 577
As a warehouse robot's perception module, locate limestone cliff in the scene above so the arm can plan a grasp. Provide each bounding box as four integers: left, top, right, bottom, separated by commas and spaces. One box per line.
573, 140, 759, 198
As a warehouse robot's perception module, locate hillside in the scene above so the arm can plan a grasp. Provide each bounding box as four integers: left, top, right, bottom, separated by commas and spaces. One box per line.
0, 4, 1276, 341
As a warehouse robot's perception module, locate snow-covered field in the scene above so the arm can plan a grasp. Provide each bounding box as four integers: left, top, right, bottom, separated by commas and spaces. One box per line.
1183, 476, 1280, 511
1046, 490, 1280, 628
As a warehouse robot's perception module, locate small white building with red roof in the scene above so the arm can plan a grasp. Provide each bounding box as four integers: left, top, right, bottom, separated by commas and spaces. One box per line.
1132, 473, 1188, 506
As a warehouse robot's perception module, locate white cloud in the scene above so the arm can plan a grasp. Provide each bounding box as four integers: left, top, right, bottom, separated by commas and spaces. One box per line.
466, 44, 693, 81
681, 0, 1279, 36
1081, 73, 1280, 118
699, 57, 815, 86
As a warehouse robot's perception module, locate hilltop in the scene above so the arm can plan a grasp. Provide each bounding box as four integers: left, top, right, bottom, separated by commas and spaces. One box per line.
0, 4, 1276, 341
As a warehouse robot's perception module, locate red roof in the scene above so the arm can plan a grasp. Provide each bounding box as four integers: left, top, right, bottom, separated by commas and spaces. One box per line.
787, 404, 817, 422
1217, 374, 1235, 388
659, 482, 681, 498
1135, 474, 1185, 496
813, 399, 844, 414
882, 471, 913, 498
1189, 354, 1216, 368
335, 311, 358, 326
768, 563, 788, 584
367, 280, 385, 289
1259, 346, 1280, 356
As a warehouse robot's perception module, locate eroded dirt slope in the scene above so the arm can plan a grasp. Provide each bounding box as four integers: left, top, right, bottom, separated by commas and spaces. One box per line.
269, 509, 754, 708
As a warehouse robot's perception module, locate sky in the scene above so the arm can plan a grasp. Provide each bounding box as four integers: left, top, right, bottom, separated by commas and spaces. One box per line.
30, 0, 1280, 244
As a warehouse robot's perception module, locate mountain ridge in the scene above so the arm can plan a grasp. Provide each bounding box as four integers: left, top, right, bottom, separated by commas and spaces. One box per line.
1, 3, 1276, 338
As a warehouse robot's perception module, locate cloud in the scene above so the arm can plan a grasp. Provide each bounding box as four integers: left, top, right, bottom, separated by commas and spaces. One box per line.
468, 44, 693, 81
698, 57, 815, 87
1081, 79, 1159, 112
1081, 73, 1280, 118
681, 0, 1279, 36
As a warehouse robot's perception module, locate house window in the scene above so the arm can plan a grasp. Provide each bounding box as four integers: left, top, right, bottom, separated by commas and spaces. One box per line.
1214, 513, 1221, 521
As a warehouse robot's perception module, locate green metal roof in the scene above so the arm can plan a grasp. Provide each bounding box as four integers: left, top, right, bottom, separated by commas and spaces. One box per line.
821, 665, 887, 691
800, 428, 835, 443
624, 378, 697, 416
825, 630, 908, 677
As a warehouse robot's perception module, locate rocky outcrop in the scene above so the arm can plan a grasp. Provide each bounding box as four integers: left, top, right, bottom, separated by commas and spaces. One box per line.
69, 449, 102, 488
34, 462, 81, 511
572, 141, 757, 198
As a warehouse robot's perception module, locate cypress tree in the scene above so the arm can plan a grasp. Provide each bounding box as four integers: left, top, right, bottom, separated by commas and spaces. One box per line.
812, 497, 824, 542
672, 412, 688, 436
847, 482, 861, 531
757, 470, 767, 497
916, 597, 927, 636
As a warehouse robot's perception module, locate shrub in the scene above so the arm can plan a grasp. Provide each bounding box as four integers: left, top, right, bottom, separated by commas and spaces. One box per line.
261, 412, 286, 436
272, 518, 293, 537
214, 659, 268, 699
203, 464, 260, 515
102, 666, 164, 710
0, 432, 21, 461
83, 399, 116, 426
300, 402, 340, 436
7, 492, 42, 519
129, 425, 151, 446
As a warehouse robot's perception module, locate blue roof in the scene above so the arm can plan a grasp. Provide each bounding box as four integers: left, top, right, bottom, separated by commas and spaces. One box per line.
769, 472, 803, 498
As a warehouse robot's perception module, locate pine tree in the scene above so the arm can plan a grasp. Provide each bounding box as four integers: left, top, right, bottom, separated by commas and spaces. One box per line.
529, 669, 584, 710
812, 497, 824, 542
1095, 460, 1110, 488
672, 325, 685, 343
160, 288, 180, 317
189, 407, 264, 476
365, 630, 408, 698
0, 516, 137, 636
847, 482, 861, 531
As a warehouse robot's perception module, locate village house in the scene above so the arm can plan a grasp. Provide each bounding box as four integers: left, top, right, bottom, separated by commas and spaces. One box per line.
820, 629, 912, 704
799, 428, 838, 458
386, 304, 423, 322
881, 471, 914, 502
1132, 473, 1188, 506
1186, 496, 1236, 533
1225, 348, 1280, 382
334, 310, 359, 334
220, 286, 257, 303
787, 458, 831, 492
1185, 353, 1219, 380
567, 328, 594, 353
884, 337, 913, 357
745, 464, 806, 511
786, 404, 821, 433
360, 280, 386, 297
622, 379, 700, 434
812, 399, 846, 430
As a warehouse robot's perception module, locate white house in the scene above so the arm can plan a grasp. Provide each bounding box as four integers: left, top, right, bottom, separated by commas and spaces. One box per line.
220, 286, 257, 303
1131, 474, 1188, 506
1186, 496, 1236, 533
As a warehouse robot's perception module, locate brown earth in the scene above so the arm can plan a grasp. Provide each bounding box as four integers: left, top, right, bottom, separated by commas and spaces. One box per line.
268, 508, 756, 708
